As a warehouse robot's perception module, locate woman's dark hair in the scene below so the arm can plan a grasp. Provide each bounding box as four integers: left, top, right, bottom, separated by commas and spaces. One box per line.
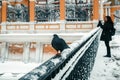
106, 16, 113, 24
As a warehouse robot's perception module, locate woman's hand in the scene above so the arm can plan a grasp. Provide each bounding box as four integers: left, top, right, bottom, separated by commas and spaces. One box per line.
97, 20, 102, 27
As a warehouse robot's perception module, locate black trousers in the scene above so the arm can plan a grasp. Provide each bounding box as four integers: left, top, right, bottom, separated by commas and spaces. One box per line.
104, 41, 111, 56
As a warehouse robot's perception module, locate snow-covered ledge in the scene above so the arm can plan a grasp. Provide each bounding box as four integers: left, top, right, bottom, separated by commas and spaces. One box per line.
19, 27, 101, 80
0, 33, 86, 43
0, 32, 86, 63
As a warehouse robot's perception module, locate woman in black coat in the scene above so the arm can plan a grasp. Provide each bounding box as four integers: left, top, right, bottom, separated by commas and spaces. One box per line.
97, 16, 114, 57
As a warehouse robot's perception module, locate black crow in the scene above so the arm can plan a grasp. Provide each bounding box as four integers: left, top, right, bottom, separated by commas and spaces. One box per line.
51, 34, 69, 53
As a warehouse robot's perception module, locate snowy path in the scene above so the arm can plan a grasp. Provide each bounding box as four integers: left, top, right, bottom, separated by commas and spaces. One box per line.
0, 25, 120, 80
89, 34, 120, 80
0, 61, 40, 80
0, 53, 55, 80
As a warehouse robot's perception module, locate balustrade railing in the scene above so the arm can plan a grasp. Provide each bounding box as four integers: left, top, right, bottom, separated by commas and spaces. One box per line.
19, 27, 101, 80
0, 21, 98, 34
0, 32, 85, 63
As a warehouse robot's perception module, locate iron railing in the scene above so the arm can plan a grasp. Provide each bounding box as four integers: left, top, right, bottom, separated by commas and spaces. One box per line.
19, 27, 101, 80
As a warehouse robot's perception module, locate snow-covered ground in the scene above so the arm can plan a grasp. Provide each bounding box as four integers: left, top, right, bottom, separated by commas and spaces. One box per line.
89, 34, 120, 80
0, 24, 120, 80
0, 61, 40, 80
0, 53, 55, 80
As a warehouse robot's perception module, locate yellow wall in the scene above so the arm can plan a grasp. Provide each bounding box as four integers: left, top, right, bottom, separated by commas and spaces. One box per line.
111, 6, 120, 21
93, 0, 99, 20
60, 0, 65, 20
2, 1, 7, 22
10, 0, 29, 6
108, 0, 115, 5
0, 0, 101, 22
103, 3, 120, 21
29, 0, 35, 22
0, 8, 1, 23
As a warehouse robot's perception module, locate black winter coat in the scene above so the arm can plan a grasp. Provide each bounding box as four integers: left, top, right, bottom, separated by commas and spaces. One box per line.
98, 21, 113, 41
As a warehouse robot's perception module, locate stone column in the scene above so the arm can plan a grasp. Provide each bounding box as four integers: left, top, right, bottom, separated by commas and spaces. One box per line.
35, 42, 43, 63
5, 42, 9, 60
108, 8, 111, 16
0, 42, 7, 63
23, 42, 30, 63
0, 2, 1, 23
1, 23, 6, 34
100, 0, 104, 20
105, 8, 108, 16
29, 23, 34, 33
60, 0, 65, 31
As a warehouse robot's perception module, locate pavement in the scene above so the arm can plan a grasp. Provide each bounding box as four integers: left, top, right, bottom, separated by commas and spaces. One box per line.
89, 27, 120, 80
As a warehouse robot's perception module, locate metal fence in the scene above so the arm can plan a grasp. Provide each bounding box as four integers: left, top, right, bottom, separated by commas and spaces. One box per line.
19, 27, 101, 80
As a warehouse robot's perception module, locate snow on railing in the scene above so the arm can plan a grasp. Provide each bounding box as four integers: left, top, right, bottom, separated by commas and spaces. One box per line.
0, 33, 85, 43
19, 27, 101, 80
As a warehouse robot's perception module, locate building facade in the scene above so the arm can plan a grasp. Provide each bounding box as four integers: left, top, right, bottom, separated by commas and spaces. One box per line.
0, 0, 101, 34
103, 0, 120, 21
1, 0, 120, 23
0, 0, 99, 22
0, 0, 120, 63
